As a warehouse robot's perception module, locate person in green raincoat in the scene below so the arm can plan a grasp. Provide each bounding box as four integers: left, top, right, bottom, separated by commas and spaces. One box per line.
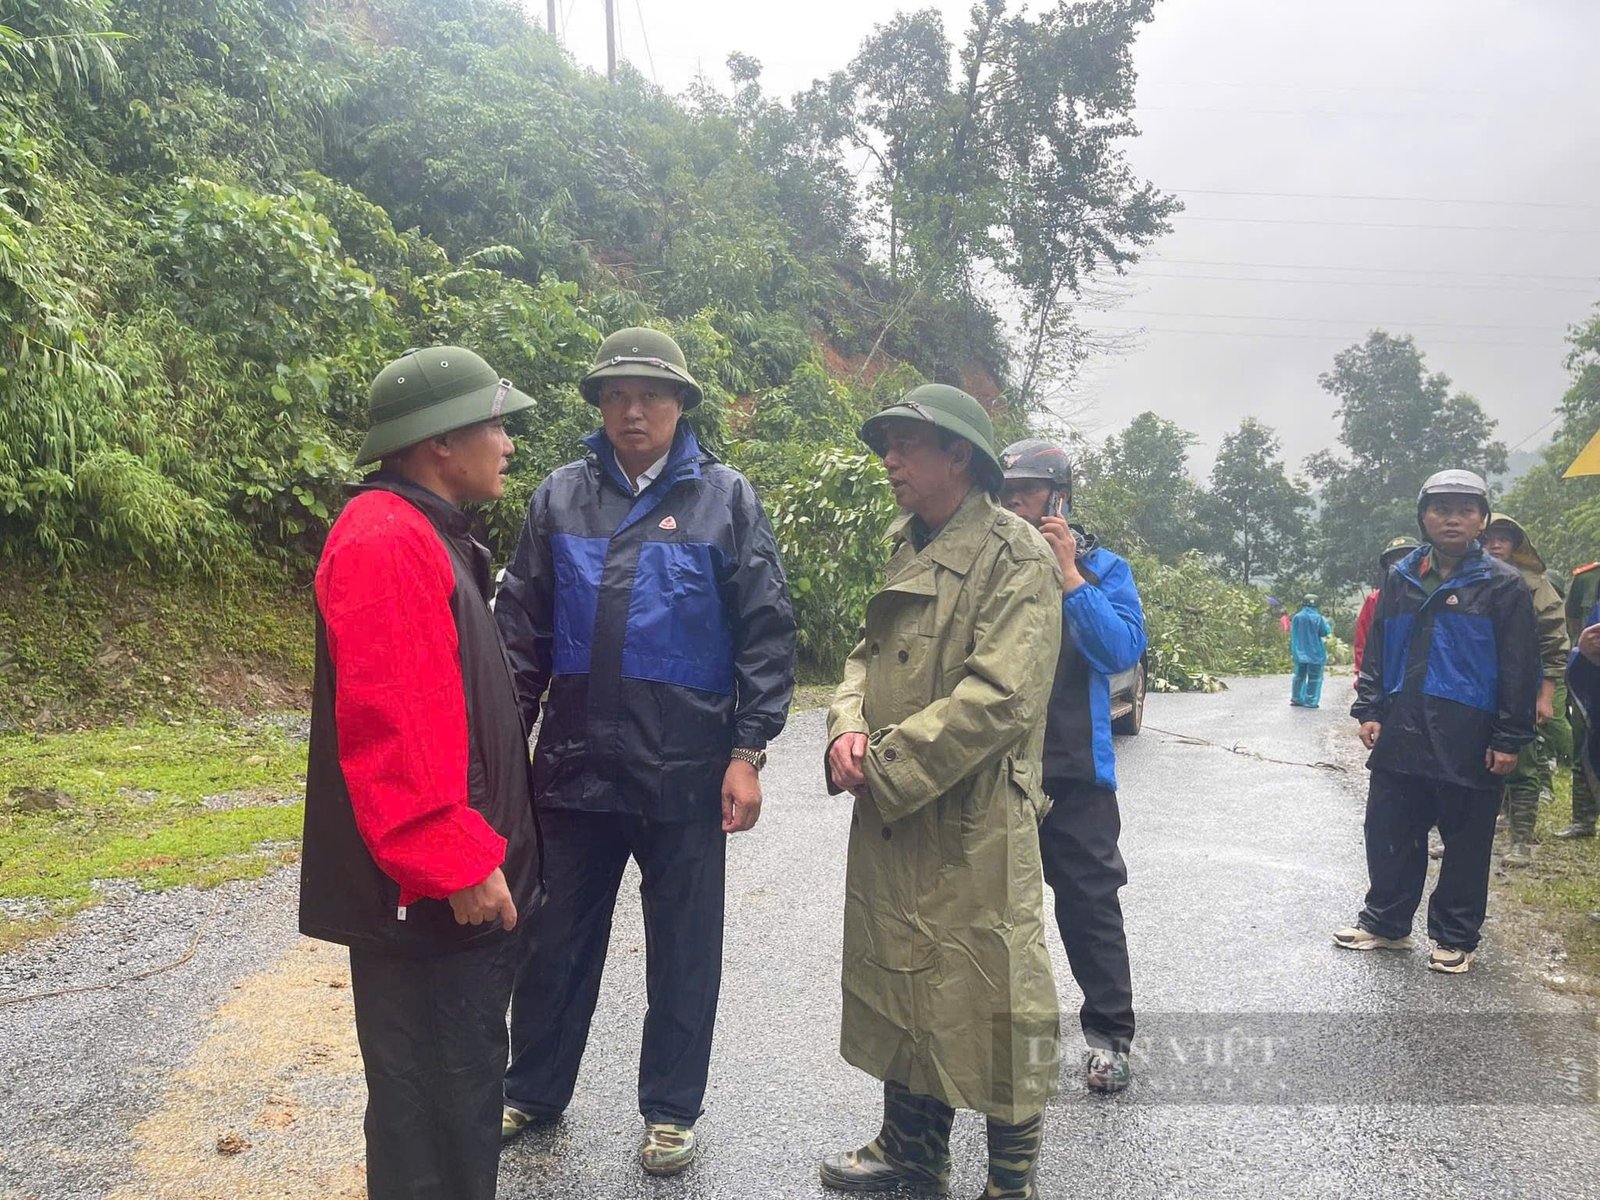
821, 384, 1064, 1200
1481, 513, 1571, 866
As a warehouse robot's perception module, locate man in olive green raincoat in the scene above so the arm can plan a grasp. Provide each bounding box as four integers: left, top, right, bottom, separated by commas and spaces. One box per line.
821, 384, 1063, 1200
1482, 513, 1571, 866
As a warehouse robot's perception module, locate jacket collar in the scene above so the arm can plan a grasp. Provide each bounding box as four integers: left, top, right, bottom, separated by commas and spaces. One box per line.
889, 487, 1002, 577
582, 419, 711, 496
349, 472, 473, 539
1395, 542, 1494, 591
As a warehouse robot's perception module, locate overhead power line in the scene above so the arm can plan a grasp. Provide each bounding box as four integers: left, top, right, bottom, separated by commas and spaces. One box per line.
1174, 214, 1600, 235
1170, 187, 1600, 214
1135, 268, 1599, 296
631, 0, 658, 85
1147, 256, 1600, 284
1108, 308, 1562, 333
1078, 324, 1563, 349
1506, 413, 1563, 453
1142, 103, 1517, 121
1142, 78, 1589, 101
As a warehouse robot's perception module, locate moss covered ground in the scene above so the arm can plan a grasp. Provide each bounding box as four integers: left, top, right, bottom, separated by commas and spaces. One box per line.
0, 716, 308, 949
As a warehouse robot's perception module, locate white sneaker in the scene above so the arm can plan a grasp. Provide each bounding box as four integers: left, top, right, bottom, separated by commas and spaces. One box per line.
1332, 925, 1411, 951
1428, 946, 1474, 974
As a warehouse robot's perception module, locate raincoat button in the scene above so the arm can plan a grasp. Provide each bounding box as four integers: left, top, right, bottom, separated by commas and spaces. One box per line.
897, 649, 909, 663
870, 642, 880, 655
881, 827, 892, 841
883, 748, 897, 762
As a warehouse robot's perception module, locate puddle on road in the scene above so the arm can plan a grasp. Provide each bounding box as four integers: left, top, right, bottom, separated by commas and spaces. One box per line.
107, 938, 367, 1200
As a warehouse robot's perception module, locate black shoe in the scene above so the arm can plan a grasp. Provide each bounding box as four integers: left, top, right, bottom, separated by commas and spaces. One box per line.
1554, 824, 1596, 840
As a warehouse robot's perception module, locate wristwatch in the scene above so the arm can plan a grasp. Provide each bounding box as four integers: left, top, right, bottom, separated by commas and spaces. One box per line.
730, 747, 768, 771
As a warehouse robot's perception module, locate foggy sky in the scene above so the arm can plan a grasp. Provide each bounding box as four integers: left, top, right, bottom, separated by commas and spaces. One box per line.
539, 0, 1600, 477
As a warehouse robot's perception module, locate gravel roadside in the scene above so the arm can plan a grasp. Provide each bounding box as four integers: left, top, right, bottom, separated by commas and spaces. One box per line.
0, 869, 308, 1200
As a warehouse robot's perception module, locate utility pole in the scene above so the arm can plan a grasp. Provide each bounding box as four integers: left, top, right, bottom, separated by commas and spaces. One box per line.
604, 0, 616, 81
546, 0, 555, 34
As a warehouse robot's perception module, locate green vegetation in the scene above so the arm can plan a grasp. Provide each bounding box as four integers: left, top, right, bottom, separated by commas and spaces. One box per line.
0, 717, 307, 945
0, 571, 311, 730
0, 0, 1182, 681
1501, 310, 1600, 577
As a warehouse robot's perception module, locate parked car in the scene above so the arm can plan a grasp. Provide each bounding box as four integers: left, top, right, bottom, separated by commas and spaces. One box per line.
1109, 654, 1147, 736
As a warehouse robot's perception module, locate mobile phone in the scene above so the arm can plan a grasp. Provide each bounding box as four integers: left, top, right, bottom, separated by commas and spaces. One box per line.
1048, 493, 1065, 518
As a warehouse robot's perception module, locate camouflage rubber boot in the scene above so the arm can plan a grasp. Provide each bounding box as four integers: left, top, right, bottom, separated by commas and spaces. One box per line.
819, 1080, 954, 1194
977, 1111, 1043, 1200
1504, 748, 1541, 845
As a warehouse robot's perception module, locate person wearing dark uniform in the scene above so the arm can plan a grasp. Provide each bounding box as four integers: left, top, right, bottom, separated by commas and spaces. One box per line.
300, 347, 545, 1200
998, 438, 1145, 1094
493, 327, 796, 1175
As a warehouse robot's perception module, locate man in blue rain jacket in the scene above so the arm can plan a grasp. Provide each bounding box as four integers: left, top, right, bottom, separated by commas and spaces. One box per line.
1336, 469, 1537, 975
1290, 595, 1333, 708
999, 438, 1147, 1094
493, 327, 796, 1175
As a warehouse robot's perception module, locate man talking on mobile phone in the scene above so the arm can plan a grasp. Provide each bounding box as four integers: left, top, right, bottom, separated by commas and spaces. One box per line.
998, 438, 1147, 1095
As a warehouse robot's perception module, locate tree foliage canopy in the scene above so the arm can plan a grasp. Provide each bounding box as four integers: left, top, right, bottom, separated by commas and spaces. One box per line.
1306, 331, 1507, 590
1501, 308, 1600, 577
1198, 418, 1311, 587
0, 0, 1180, 675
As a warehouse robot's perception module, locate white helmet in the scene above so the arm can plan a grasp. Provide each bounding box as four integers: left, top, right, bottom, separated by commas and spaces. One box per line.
1416, 469, 1490, 529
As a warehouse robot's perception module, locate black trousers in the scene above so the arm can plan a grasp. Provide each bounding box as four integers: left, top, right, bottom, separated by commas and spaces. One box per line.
348, 932, 519, 1200
1038, 777, 1135, 1054
504, 808, 727, 1126
1358, 768, 1500, 951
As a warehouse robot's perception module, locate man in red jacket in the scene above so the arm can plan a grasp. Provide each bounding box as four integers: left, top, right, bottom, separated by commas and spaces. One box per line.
300, 347, 544, 1200
1352, 535, 1419, 683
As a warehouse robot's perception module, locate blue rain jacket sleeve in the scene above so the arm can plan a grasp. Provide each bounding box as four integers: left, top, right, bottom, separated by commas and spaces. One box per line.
1290, 607, 1331, 665
1062, 552, 1147, 676
721, 474, 797, 748
495, 484, 555, 731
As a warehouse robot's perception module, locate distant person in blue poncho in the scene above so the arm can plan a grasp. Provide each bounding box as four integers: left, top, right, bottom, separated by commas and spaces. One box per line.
1290, 594, 1332, 708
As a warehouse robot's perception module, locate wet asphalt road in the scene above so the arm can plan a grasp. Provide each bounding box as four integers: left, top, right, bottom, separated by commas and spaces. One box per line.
3, 676, 1600, 1199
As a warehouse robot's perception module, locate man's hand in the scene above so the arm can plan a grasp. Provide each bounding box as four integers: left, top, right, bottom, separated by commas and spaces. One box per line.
1580, 622, 1600, 665
1486, 748, 1517, 776
1038, 516, 1085, 592
448, 867, 517, 931
722, 760, 763, 833
1358, 721, 1382, 750
828, 732, 868, 793
1537, 680, 1556, 726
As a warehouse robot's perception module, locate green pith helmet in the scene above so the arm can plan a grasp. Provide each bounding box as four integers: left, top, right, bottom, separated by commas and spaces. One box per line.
1303, 594, 1319, 607
1379, 534, 1419, 570
859, 384, 1003, 490
357, 346, 535, 466
578, 326, 703, 409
